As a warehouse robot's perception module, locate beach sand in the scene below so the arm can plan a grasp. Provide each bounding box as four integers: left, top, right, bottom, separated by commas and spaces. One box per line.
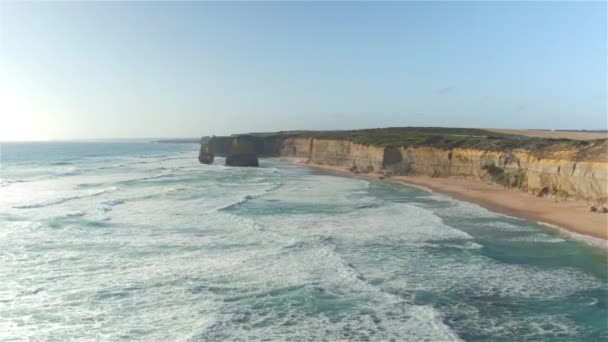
298, 162, 608, 240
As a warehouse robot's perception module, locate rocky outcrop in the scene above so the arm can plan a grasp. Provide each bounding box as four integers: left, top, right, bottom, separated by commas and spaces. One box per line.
198, 144, 214, 164
225, 136, 259, 167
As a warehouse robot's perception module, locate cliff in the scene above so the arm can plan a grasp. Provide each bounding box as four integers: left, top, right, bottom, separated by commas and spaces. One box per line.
279, 137, 607, 205
200, 129, 608, 204
206, 136, 234, 157
225, 135, 259, 167
206, 135, 286, 157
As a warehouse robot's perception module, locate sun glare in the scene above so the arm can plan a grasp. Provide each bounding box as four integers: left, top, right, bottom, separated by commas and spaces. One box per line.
0, 83, 52, 142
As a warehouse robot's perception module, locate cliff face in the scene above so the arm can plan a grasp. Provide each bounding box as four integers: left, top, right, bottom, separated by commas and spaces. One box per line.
280, 137, 313, 158
307, 139, 385, 173
206, 135, 285, 157
200, 134, 607, 204
278, 137, 608, 205
207, 137, 233, 157
225, 136, 259, 167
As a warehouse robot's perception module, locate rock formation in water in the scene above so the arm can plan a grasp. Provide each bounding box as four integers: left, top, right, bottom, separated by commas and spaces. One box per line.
199, 128, 608, 204
225, 135, 259, 167
198, 144, 214, 164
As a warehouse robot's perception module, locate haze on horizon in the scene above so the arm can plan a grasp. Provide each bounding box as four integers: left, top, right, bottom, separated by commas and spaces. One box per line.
0, 1, 606, 141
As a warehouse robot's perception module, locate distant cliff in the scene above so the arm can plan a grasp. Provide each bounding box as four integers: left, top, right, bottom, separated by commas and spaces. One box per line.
153, 137, 209, 144
206, 135, 285, 157
225, 136, 260, 167
206, 136, 234, 156
200, 128, 608, 204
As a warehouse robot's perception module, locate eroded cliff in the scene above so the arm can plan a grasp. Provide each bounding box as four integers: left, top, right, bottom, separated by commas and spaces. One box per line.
279, 137, 608, 205
200, 130, 608, 204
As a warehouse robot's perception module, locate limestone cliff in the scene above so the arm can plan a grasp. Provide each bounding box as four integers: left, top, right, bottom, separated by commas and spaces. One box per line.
225, 136, 259, 167
279, 137, 608, 205
307, 139, 385, 173
199, 130, 607, 204
280, 137, 313, 159
207, 136, 234, 157
205, 135, 286, 157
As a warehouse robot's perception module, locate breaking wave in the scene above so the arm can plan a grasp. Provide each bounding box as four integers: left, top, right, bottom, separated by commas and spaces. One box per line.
13, 187, 117, 209
1, 143, 605, 341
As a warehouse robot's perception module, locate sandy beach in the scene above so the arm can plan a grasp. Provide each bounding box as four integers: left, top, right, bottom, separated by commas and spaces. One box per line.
299, 162, 608, 241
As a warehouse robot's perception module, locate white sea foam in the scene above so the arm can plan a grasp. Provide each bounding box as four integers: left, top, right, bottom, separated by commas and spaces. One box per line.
435, 200, 508, 219
101, 199, 125, 207
537, 221, 608, 249
12, 187, 117, 209
1, 148, 605, 340
482, 220, 537, 232
213, 182, 282, 211
507, 234, 566, 243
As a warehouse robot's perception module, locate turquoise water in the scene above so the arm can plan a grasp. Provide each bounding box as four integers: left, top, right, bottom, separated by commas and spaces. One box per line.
1, 142, 606, 341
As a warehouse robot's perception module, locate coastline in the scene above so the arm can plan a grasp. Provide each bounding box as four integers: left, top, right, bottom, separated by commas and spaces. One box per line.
295, 161, 608, 241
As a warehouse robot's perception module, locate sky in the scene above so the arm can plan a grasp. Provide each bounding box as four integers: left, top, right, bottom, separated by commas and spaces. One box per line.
0, 1, 606, 141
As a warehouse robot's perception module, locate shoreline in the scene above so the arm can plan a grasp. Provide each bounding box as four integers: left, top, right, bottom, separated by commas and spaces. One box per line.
295, 161, 608, 241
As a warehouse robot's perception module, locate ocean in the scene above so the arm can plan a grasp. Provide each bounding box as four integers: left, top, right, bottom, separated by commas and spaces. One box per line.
1, 142, 606, 341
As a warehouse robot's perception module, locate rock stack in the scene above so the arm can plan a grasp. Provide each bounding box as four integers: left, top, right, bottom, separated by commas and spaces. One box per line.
198, 144, 214, 164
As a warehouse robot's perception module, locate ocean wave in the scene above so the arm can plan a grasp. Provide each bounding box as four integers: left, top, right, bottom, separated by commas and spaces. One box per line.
102, 199, 125, 207
538, 222, 608, 249
76, 182, 104, 189
101, 198, 126, 213
55, 166, 81, 176
195, 235, 462, 341
65, 211, 86, 218
3, 151, 605, 341
137, 154, 169, 159
95, 187, 186, 210
507, 234, 566, 244
481, 220, 536, 232
124, 155, 191, 166
117, 173, 176, 184
13, 187, 117, 209
97, 163, 126, 170
49, 161, 73, 166
216, 183, 283, 211
57, 171, 82, 176
0, 179, 26, 187
414, 240, 484, 250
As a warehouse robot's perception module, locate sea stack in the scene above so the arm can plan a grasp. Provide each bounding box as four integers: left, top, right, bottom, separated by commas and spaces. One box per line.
198, 144, 214, 164
225, 135, 259, 167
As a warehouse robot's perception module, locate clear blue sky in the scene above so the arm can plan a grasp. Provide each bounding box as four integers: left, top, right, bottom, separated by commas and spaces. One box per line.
1, 1, 606, 140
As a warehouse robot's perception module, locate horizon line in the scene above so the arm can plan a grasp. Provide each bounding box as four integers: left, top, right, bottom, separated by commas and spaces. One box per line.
2, 126, 608, 143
